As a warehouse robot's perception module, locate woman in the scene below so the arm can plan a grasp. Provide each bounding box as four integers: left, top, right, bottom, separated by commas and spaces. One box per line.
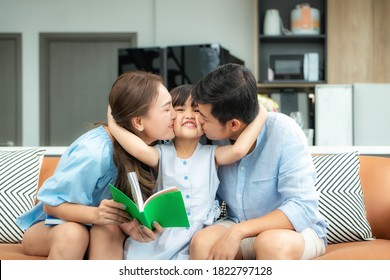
16, 71, 176, 259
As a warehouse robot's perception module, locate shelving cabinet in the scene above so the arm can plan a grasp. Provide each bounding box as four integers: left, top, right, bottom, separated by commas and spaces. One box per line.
256, 0, 327, 134
254, 0, 389, 145
257, 0, 327, 90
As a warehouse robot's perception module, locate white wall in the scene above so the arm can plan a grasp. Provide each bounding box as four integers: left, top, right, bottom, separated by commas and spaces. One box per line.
0, 0, 256, 145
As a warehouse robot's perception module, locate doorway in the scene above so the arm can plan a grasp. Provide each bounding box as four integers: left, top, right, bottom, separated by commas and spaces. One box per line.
0, 34, 22, 146
40, 33, 137, 146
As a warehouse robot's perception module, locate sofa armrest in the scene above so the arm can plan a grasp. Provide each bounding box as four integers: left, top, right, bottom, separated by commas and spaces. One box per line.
359, 156, 390, 240
38, 157, 61, 188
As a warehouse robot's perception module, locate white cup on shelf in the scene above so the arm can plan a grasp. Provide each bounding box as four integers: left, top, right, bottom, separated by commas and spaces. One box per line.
290, 111, 304, 129
263, 9, 282, 35
303, 129, 314, 146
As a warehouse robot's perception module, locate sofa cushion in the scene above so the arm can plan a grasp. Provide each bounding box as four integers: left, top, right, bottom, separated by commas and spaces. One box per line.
313, 152, 374, 244
316, 239, 390, 260
0, 148, 45, 243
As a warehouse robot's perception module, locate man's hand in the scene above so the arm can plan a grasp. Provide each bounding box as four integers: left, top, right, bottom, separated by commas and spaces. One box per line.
120, 220, 163, 243
208, 227, 242, 260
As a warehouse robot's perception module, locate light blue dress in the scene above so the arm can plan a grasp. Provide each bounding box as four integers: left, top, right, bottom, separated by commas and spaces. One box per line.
16, 126, 117, 230
123, 141, 221, 260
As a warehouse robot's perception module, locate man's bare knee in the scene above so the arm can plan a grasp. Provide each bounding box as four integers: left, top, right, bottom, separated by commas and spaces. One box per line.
254, 230, 301, 260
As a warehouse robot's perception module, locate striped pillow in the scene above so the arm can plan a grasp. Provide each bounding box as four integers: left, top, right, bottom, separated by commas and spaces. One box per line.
0, 148, 45, 243
313, 152, 374, 244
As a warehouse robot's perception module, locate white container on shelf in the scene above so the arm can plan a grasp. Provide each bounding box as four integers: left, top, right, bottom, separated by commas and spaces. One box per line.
263, 9, 282, 35
291, 4, 320, 34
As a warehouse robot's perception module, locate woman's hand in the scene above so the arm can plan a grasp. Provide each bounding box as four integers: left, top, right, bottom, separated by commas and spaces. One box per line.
94, 199, 130, 225
43, 200, 129, 226
119, 220, 163, 243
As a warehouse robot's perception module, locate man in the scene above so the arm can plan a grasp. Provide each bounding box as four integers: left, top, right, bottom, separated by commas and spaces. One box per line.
189, 63, 327, 260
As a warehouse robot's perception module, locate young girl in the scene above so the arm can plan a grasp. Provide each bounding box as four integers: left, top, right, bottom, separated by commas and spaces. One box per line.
16, 71, 176, 259
108, 84, 267, 259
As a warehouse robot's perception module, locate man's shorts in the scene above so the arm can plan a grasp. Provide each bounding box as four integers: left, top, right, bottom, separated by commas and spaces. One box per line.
217, 219, 325, 260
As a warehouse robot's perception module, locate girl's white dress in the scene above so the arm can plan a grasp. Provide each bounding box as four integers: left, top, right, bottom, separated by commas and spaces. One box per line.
123, 141, 221, 260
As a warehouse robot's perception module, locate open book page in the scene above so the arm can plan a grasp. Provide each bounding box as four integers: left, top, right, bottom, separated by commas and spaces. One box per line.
127, 172, 143, 209
143, 186, 178, 211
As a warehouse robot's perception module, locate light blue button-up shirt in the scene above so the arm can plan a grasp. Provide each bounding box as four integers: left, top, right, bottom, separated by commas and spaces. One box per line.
217, 112, 327, 243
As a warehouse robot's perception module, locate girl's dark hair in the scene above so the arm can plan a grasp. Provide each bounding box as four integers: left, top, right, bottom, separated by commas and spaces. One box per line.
170, 84, 196, 107
108, 71, 163, 200
193, 63, 259, 125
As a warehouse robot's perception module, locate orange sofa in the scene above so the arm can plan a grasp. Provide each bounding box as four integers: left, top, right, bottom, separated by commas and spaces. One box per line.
0, 156, 59, 260
1, 154, 390, 260
315, 155, 390, 259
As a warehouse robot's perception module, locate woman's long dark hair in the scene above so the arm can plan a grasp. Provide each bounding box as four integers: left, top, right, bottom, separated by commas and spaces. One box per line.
108, 71, 163, 200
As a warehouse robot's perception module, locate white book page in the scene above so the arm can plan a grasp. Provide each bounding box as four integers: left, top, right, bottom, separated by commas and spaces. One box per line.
142, 186, 179, 211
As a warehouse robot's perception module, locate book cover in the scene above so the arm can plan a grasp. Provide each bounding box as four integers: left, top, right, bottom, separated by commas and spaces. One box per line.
109, 184, 190, 230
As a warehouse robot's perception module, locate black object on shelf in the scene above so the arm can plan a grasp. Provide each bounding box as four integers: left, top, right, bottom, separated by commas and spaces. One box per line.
259, 34, 326, 43
118, 43, 244, 91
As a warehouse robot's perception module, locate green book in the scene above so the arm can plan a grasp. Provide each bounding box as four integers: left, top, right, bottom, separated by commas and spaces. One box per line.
109, 184, 190, 230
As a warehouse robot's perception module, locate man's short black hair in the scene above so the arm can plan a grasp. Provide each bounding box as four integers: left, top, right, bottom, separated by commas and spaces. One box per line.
193, 63, 259, 125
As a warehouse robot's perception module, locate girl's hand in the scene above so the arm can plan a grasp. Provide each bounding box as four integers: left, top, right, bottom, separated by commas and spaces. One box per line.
107, 105, 115, 127
119, 220, 163, 243
94, 199, 130, 225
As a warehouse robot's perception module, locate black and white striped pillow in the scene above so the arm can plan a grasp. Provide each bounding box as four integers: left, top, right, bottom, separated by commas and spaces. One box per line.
0, 148, 45, 243
313, 152, 374, 244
